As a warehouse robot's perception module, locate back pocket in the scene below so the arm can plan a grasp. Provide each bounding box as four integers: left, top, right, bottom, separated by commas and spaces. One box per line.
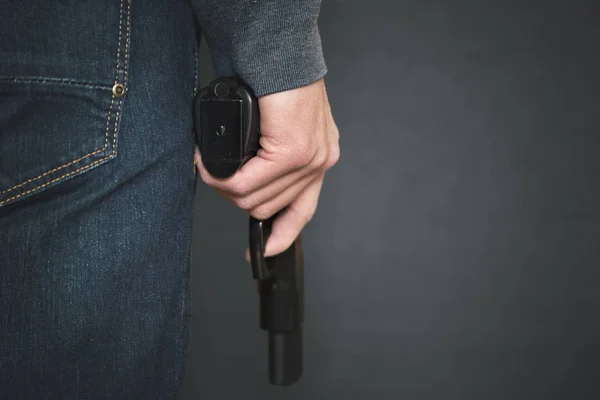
0, 79, 123, 207
0, 0, 131, 208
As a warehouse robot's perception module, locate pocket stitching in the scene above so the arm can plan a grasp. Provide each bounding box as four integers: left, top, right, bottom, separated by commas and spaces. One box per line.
0, 0, 132, 206
0, 77, 111, 90
1, 97, 114, 196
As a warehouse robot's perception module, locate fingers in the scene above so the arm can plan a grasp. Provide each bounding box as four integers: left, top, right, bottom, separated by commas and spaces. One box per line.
195, 145, 320, 219
226, 160, 317, 214
243, 173, 325, 263
247, 169, 321, 220
262, 172, 325, 258
195, 135, 331, 221
198, 136, 328, 197
197, 151, 294, 195
195, 147, 288, 197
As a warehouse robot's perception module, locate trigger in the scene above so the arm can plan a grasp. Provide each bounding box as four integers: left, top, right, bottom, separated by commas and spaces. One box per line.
249, 216, 273, 280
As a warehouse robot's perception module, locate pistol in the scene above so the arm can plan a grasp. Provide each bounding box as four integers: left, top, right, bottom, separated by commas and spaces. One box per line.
194, 76, 304, 386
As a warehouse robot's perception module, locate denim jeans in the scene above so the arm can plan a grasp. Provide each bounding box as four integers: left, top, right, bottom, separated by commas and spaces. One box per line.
0, 0, 199, 398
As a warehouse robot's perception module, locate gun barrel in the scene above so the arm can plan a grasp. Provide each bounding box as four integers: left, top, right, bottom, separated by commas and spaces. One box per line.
258, 234, 304, 386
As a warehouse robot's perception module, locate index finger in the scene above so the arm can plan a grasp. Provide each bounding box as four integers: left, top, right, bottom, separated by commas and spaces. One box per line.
198, 149, 300, 195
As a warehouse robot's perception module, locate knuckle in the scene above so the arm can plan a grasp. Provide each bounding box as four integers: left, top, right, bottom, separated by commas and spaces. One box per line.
311, 149, 329, 169
290, 139, 317, 168
326, 146, 340, 169
290, 150, 314, 169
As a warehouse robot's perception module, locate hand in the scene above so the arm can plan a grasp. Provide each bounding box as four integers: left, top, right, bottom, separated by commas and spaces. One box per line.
195, 78, 340, 259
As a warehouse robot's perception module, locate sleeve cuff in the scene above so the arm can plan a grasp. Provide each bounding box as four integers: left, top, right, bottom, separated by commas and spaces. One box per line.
199, 2, 327, 97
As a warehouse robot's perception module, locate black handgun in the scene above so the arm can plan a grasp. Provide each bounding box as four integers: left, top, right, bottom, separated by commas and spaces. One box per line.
194, 76, 304, 386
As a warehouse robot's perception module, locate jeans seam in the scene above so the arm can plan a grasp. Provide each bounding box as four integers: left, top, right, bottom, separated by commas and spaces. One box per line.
0, 77, 112, 90
0, 0, 132, 206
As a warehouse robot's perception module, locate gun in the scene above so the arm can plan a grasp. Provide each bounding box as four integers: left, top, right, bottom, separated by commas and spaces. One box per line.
194, 76, 304, 386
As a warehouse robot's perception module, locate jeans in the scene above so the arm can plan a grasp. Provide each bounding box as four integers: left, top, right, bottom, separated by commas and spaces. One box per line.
0, 0, 199, 398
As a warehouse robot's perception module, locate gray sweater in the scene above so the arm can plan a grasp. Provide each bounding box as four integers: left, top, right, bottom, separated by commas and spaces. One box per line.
191, 0, 327, 97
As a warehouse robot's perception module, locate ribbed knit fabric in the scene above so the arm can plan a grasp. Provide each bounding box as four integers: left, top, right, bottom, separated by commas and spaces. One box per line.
191, 0, 327, 97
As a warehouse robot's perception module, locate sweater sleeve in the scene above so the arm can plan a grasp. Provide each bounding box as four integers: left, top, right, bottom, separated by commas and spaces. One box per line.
191, 0, 327, 97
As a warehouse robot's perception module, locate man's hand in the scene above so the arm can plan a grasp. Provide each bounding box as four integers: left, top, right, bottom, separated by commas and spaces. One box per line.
195, 78, 340, 259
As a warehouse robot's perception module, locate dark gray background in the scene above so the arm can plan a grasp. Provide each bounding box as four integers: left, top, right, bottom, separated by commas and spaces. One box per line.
180, 1, 600, 399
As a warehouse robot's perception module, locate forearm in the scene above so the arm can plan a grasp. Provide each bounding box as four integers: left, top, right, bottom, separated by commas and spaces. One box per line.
191, 0, 327, 97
